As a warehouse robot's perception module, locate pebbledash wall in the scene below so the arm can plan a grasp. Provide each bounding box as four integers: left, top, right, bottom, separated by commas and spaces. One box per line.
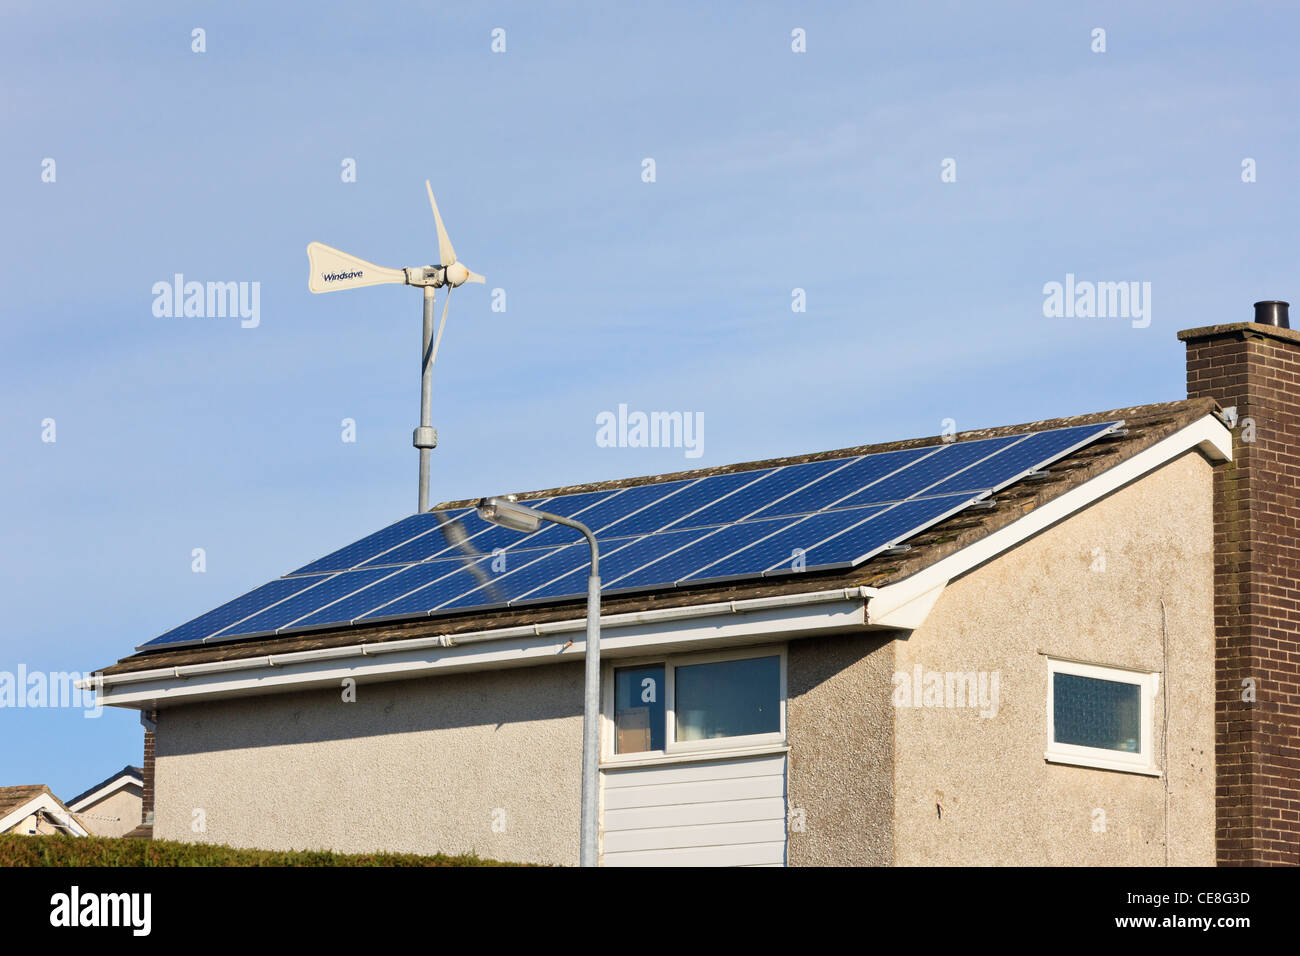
893, 449, 1216, 865
154, 664, 586, 863
150, 448, 1216, 865
151, 636, 894, 865
786, 631, 895, 865
77, 785, 144, 838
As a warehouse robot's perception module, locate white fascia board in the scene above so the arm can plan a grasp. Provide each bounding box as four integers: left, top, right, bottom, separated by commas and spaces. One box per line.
0, 793, 89, 837
868, 414, 1232, 629
869, 581, 948, 630
67, 773, 143, 812
92, 588, 870, 709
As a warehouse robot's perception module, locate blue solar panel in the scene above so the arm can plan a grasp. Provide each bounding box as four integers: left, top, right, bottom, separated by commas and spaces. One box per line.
555, 479, 695, 536
146, 575, 330, 646
360, 502, 560, 567
837, 435, 1021, 506
788, 493, 982, 569
748, 447, 939, 520
376, 491, 612, 566
219, 566, 397, 636
354, 507, 485, 568
439, 545, 592, 610
511, 489, 628, 549
597, 469, 773, 537
358, 553, 515, 620
290, 560, 463, 629
681, 458, 848, 527
683, 506, 889, 582
137, 420, 1121, 649
292, 514, 438, 576
924, 423, 1110, 497
518, 528, 718, 604
609, 517, 797, 590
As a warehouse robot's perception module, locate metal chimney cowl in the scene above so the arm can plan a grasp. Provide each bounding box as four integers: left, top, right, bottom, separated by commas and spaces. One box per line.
1253, 300, 1290, 328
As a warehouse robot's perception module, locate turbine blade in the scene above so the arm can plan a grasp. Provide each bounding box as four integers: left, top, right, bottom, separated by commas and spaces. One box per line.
427, 287, 453, 374
306, 242, 406, 293
464, 270, 486, 284
425, 180, 456, 267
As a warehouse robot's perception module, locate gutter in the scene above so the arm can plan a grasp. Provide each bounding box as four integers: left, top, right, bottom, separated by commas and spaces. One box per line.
82, 585, 877, 695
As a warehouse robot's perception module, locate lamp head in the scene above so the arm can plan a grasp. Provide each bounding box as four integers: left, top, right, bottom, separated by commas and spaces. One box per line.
476, 495, 543, 533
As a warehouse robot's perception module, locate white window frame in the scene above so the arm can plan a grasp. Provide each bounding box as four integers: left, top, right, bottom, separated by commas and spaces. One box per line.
601, 644, 787, 766
1045, 657, 1161, 776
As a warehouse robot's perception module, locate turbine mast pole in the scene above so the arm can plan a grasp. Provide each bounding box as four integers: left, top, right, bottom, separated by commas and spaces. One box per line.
414, 286, 438, 513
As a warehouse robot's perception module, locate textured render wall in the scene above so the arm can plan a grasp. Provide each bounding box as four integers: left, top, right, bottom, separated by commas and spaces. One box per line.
787, 632, 894, 865
6, 812, 40, 834
6, 810, 65, 835
80, 786, 143, 837
894, 451, 1217, 866
154, 662, 583, 865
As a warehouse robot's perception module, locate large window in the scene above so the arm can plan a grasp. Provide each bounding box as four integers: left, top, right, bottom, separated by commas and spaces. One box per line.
607, 647, 786, 759
1045, 658, 1160, 775
675, 655, 781, 742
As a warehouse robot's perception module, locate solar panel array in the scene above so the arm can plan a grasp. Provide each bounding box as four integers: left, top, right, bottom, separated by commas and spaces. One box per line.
138, 421, 1121, 650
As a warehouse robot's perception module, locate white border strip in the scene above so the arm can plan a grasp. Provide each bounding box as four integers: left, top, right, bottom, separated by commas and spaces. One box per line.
0, 792, 90, 837
67, 772, 144, 812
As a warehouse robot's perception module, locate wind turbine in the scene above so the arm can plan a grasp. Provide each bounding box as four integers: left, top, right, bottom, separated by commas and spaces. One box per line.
306, 182, 485, 513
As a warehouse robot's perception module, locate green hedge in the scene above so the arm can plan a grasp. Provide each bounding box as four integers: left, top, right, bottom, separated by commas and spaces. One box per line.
0, 833, 525, 867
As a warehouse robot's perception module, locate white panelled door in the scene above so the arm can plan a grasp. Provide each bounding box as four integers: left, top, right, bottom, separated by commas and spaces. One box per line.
601, 753, 788, 866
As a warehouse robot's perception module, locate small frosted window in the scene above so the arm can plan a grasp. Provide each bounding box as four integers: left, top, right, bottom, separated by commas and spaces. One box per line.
1053, 672, 1142, 753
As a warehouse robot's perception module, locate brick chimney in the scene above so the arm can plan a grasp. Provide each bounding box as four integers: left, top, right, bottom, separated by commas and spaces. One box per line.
141, 710, 157, 828
1179, 308, 1300, 866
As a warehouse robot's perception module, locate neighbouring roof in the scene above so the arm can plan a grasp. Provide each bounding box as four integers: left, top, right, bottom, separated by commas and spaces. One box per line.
66, 765, 143, 809
0, 785, 52, 819
98, 397, 1221, 677
0, 784, 84, 833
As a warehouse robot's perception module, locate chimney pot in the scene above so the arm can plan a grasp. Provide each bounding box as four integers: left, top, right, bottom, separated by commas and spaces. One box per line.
1253, 300, 1290, 328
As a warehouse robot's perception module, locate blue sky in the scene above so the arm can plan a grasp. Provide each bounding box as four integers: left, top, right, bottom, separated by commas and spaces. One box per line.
2, 1, 1296, 797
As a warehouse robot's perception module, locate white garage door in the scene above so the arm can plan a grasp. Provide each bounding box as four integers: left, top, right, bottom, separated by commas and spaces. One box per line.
601, 753, 787, 866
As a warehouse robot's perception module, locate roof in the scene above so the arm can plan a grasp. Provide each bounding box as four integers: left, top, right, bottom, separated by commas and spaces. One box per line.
0, 784, 85, 834
97, 397, 1221, 677
66, 765, 143, 809
0, 785, 52, 819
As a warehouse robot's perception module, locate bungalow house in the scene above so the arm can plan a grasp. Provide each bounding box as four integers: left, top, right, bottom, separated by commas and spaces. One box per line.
66, 766, 144, 838
0, 785, 88, 837
87, 308, 1300, 866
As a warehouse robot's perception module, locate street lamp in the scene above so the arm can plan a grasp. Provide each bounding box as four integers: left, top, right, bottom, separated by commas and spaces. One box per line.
476, 495, 601, 867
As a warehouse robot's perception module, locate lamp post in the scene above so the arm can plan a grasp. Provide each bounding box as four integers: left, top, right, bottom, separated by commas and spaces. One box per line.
476, 496, 601, 867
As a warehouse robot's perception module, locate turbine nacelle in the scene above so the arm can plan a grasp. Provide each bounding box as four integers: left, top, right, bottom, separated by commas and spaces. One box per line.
403, 264, 456, 289
402, 262, 486, 289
